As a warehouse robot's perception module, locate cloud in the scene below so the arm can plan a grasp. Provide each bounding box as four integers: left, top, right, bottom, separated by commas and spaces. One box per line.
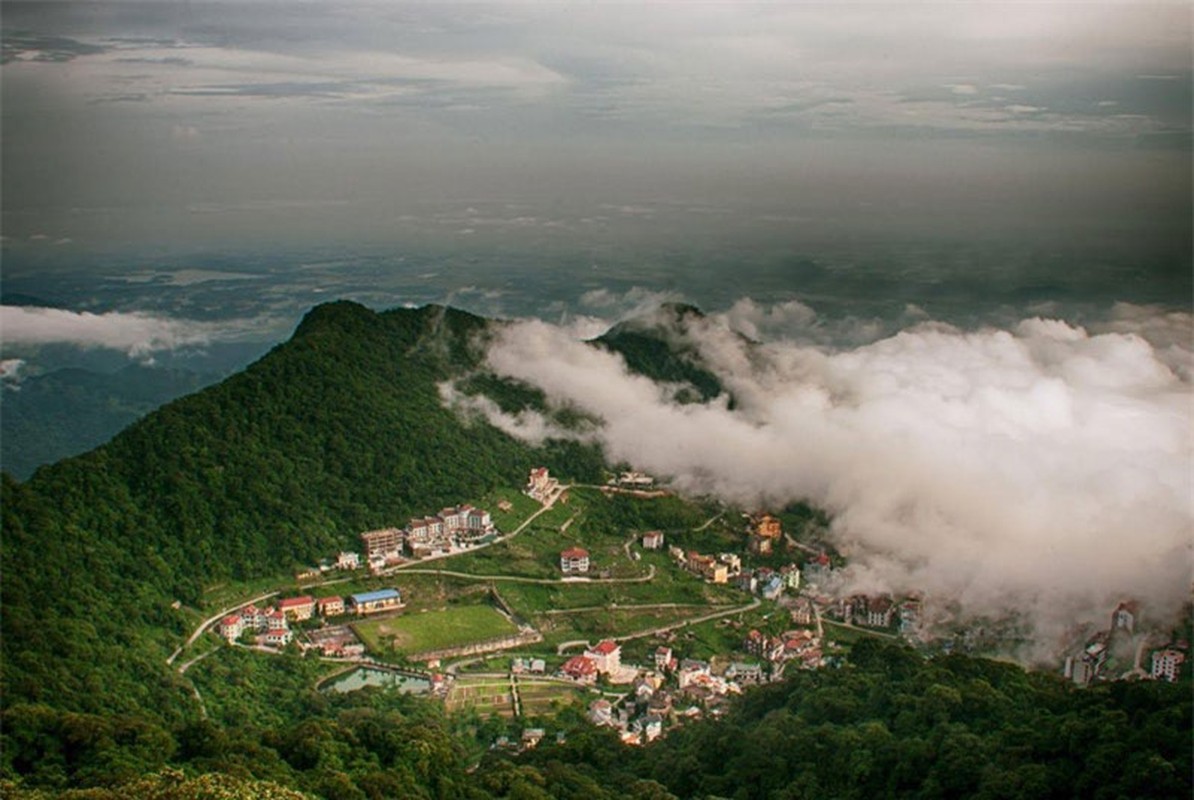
0, 306, 221, 358
459, 302, 1193, 655
1, 358, 27, 386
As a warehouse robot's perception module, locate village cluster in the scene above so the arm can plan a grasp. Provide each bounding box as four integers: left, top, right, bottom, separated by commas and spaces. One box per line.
1065, 600, 1188, 685
217, 587, 402, 655
210, 466, 1186, 749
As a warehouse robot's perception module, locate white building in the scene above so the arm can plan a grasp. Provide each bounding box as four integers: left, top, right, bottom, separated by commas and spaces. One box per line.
585, 640, 622, 674
1151, 649, 1186, 682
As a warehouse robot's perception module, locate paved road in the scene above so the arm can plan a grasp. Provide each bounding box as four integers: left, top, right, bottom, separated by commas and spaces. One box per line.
556, 597, 761, 653
168, 590, 280, 666
388, 564, 656, 585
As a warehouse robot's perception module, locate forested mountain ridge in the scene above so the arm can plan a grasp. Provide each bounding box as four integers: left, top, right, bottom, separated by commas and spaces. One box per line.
1, 301, 601, 720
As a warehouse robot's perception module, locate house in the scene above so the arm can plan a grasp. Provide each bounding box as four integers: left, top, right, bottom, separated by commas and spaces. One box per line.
642, 530, 665, 550
239, 604, 268, 632
718, 553, 742, 574
360, 528, 405, 560
336, 551, 361, 570
521, 729, 546, 750
864, 596, 895, 628
266, 610, 289, 632
677, 659, 711, 689
588, 698, 614, 726
750, 513, 783, 540
1151, 649, 1186, 682
263, 628, 293, 647
348, 588, 403, 615
744, 630, 784, 662
585, 640, 622, 674
562, 655, 598, 684
655, 646, 676, 672
218, 615, 243, 642
760, 575, 785, 601
529, 658, 546, 674
804, 552, 832, 584
734, 571, 758, 594
617, 471, 655, 488
780, 564, 801, 590
560, 547, 590, 574
789, 597, 815, 626
525, 467, 559, 502
1112, 600, 1139, 634
277, 596, 315, 621
748, 535, 774, 556
316, 596, 346, 617
687, 551, 727, 583
642, 715, 663, 742
725, 662, 764, 685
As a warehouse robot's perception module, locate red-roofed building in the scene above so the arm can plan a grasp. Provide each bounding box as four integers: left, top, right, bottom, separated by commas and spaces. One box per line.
560, 547, 590, 574
561, 655, 598, 684
263, 628, 293, 647
267, 610, 288, 631
585, 640, 622, 674
218, 615, 243, 641
277, 596, 315, 621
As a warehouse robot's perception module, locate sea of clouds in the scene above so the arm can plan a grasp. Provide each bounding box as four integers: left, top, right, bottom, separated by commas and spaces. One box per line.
445, 297, 1193, 657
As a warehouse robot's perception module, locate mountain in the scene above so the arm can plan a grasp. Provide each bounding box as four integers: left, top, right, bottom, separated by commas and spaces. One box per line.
1, 364, 219, 480
593, 302, 726, 404
1, 301, 602, 720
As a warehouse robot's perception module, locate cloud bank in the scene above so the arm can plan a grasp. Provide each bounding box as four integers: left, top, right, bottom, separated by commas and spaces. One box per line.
456, 302, 1193, 652
0, 305, 219, 358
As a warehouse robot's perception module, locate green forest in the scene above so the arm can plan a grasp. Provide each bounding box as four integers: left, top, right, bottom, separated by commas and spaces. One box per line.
1, 301, 1189, 799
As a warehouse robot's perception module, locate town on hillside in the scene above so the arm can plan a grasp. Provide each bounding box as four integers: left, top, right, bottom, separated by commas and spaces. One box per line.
203, 466, 1189, 749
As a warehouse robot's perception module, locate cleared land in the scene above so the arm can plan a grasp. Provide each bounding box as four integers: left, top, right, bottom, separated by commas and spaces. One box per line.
444, 677, 516, 717
354, 604, 519, 655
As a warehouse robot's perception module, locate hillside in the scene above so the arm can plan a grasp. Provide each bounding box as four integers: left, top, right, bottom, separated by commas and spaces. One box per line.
0, 301, 602, 720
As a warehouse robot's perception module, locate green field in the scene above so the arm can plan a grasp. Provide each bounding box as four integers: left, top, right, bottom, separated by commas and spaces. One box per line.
354, 604, 519, 655
445, 677, 516, 716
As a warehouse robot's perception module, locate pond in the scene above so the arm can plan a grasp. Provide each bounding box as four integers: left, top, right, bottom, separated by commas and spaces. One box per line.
320, 666, 431, 695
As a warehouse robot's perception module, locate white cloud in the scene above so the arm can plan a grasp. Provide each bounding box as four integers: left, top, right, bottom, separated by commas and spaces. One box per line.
459, 303, 1194, 654
0, 305, 221, 358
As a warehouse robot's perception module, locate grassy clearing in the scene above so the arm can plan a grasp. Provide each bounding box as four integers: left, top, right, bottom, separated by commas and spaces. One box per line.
517, 681, 586, 715
535, 606, 727, 648
354, 604, 518, 655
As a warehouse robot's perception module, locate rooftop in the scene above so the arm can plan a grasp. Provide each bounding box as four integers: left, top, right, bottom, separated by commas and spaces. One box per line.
350, 588, 401, 604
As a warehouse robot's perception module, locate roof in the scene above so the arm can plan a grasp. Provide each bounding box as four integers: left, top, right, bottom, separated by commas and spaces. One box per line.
221, 615, 241, 626
317, 596, 343, 606
278, 596, 314, 608
563, 656, 597, 675
351, 588, 401, 604
560, 547, 589, 558
590, 640, 619, 655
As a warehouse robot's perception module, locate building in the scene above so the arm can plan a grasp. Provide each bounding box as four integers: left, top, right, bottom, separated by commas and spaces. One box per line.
760, 576, 785, 601
277, 596, 315, 621
655, 646, 676, 671
585, 640, 622, 674
616, 471, 655, 488
239, 604, 268, 632
779, 564, 801, 590
642, 715, 663, 742
316, 596, 346, 617
337, 551, 361, 571
348, 588, 403, 615
263, 628, 294, 647
642, 530, 665, 550
360, 528, 405, 560
748, 535, 774, 556
790, 597, 815, 626
864, 596, 895, 628
218, 615, 243, 641
1151, 649, 1186, 682
525, 467, 559, 503
562, 655, 598, 684
725, 662, 764, 685
560, 547, 590, 574
588, 698, 614, 725
1112, 600, 1139, 634
266, 610, 288, 631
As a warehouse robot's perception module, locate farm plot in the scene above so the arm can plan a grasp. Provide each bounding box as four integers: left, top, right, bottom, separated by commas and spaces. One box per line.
353, 604, 518, 655
445, 677, 516, 717
516, 680, 586, 716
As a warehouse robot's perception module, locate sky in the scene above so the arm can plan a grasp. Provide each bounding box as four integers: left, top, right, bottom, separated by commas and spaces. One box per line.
2, 2, 1191, 651
2, 2, 1191, 253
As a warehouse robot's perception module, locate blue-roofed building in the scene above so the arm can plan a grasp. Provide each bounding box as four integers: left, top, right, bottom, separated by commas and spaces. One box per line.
348, 588, 403, 615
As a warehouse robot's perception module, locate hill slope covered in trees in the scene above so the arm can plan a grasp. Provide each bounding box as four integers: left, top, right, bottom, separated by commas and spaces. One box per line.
1, 301, 601, 720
